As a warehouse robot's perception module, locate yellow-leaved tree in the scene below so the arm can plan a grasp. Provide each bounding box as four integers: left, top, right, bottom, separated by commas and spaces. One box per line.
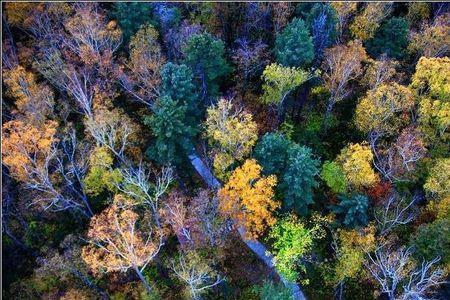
336, 143, 378, 190
411, 57, 450, 156
355, 83, 415, 135
331, 225, 376, 298
204, 98, 258, 181
218, 159, 279, 240
3, 65, 55, 125
349, 2, 393, 41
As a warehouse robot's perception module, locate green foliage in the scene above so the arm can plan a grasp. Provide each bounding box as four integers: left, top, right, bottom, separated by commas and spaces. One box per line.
254, 132, 291, 175
83, 147, 122, 196
275, 18, 314, 67
367, 17, 410, 59
412, 217, 450, 268
269, 215, 314, 281
144, 96, 197, 165
160, 62, 200, 122
332, 194, 369, 227
292, 110, 333, 158
305, 3, 338, 58
321, 161, 347, 194
254, 134, 320, 215
111, 3, 155, 43
261, 63, 311, 106
83, 166, 122, 196
256, 280, 294, 300
281, 145, 320, 215
424, 158, 450, 199
183, 33, 232, 99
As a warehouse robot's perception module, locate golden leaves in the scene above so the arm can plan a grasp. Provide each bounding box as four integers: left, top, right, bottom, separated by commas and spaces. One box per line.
219, 159, 279, 240
2, 120, 58, 181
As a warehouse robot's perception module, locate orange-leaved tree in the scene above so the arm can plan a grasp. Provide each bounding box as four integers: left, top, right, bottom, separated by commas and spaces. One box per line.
82, 195, 164, 294
2, 120, 58, 182
218, 159, 279, 240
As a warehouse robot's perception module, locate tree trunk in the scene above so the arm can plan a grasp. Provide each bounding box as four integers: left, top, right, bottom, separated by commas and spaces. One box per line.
322, 98, 335, 132
71, 268, 109, 300
334, 281, 344, 300
135, 267, 153, 295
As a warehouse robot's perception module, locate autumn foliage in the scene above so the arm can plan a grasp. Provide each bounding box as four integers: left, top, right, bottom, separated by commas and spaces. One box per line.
219, 159, 279, 240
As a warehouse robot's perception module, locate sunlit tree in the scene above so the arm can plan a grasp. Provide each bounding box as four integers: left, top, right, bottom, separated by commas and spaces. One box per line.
219, 159, 279, 240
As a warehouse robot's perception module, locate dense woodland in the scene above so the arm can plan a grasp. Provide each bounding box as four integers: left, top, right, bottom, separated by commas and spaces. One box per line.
2, 2, 450, 300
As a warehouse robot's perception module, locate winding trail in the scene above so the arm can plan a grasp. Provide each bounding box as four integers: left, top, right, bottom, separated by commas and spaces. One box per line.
188, 150, 306, 300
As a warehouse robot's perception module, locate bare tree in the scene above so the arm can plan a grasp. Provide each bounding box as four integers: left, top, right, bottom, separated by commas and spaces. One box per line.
370, 127, 426, 182
119, 24, 164, 107
64, 3, 122, 56
34, 3, 120, 117
116, 163, 173, 228
375, 193, 419, 236
171, 251, 223, 300
161, 190, 196, 247
365, 244, 446, 300
84, 108, 138, 162
363, 54, 399, 89
322, 40, 367, 121
161, 189, 231, 250
3, 124, 93, 217
401, 257, 447, 300
232, 38, 270, 89
164, 20, 203, 60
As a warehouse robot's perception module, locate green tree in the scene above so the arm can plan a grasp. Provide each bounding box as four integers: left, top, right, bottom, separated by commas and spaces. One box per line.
260, 63, 312, 124
332, 194, 369, 227
83, 147, 122, 196
275, 18, 314, 67
281, 144, 320, 215
256, 280, 294, 300
144, 96, 197, 165
411, 56, 450, 101
254, 132, 291, 175
366, 17, 410, 59
321, 161, 347, 194
305, 3, 337, 59
111, 3, 155, 43
412, 57, 450, 157
424, 158, 450, 199
160, 62, 200, 123
412, 217, 450, 270
183, 33, 232, 100
254, 134, 320, 215
269, 215, 315, 281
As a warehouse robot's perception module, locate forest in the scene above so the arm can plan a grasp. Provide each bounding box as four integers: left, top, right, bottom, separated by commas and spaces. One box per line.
1, 2, 449, 300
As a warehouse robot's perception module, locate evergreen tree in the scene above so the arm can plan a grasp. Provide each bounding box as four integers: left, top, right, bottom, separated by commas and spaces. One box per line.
160, 62, 200, 123
275, 18, 314, 67
254, 132, 291, 175
333, 194, 369, 227
183, 33, 232, 101
144, 96, 197, 165
111, 2, 155, 43
366, 17, 410, 59
281, 144, 320, 215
